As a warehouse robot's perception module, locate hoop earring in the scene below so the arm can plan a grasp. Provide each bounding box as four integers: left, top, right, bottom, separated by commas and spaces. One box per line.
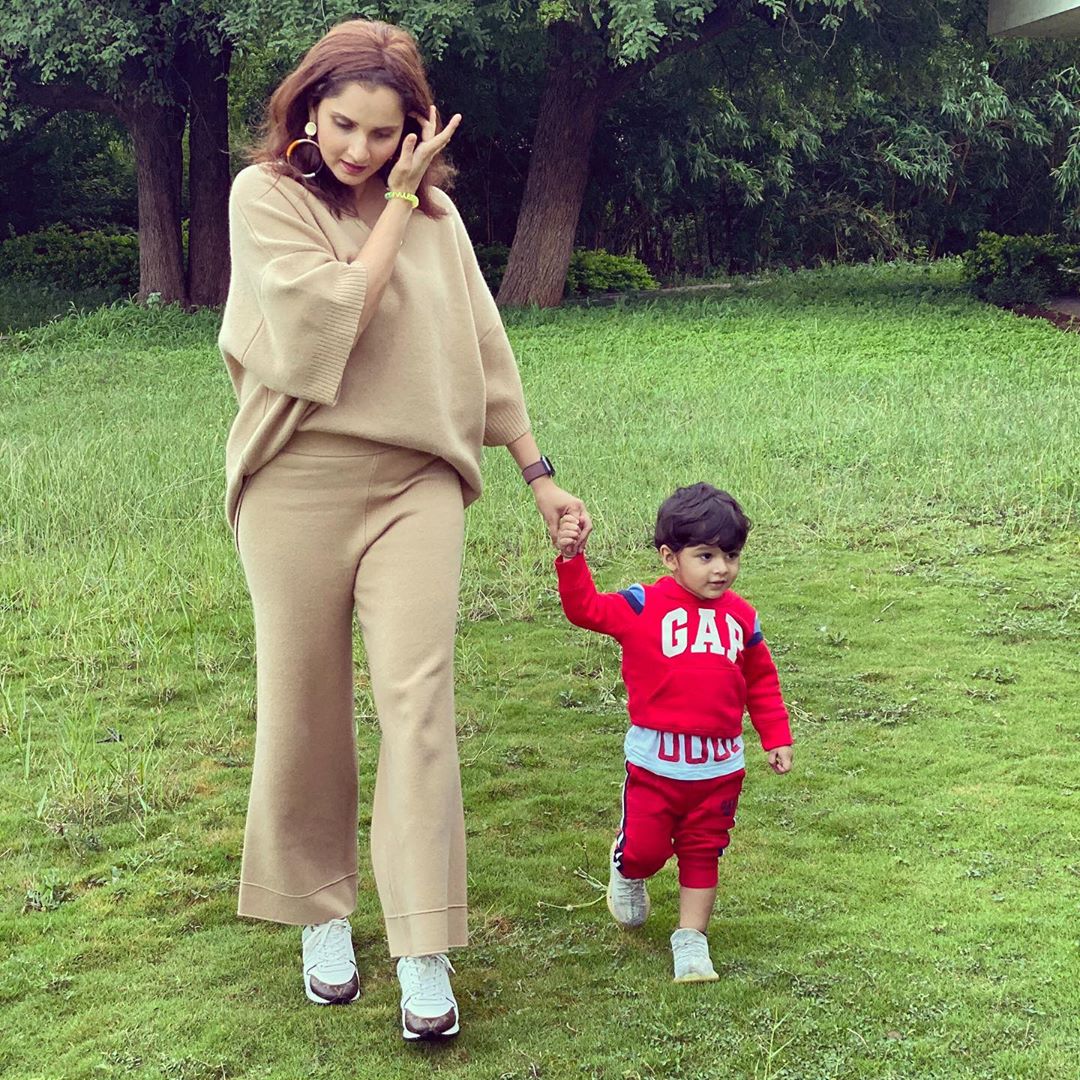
285, 122, 323, 178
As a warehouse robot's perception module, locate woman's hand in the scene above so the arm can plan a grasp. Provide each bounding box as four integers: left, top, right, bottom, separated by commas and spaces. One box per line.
531, 479, 592, 556
388, 106, 461, 194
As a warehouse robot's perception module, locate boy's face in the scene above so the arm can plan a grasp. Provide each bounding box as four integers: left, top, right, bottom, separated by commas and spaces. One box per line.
660, 543, 741, 602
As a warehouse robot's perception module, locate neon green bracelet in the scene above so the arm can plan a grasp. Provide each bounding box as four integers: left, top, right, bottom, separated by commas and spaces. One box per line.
385, 190, 419, 209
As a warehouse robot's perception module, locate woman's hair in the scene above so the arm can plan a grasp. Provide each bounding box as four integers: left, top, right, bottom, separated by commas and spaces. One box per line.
249, 19, 454, 219
653, 483, 751, 553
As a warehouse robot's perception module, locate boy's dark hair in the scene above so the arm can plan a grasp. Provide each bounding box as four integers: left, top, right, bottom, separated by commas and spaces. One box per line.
653, 483, 751, 553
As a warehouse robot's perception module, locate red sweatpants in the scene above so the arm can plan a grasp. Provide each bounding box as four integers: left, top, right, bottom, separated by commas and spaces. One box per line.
614, 763, 745, 889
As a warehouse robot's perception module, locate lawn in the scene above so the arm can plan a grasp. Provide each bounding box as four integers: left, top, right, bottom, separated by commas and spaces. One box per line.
0, 261, 1077, 1079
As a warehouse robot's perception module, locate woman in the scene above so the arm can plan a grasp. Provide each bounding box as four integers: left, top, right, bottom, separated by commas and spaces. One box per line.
219, 19, 591, 1041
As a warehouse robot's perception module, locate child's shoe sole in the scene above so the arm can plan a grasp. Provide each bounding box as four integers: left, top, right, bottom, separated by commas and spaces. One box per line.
673, 969, 719, 984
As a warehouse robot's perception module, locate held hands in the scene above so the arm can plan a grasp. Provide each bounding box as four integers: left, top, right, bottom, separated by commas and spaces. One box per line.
388, 106, 462, 195
531, 479, 592, 557
767, 745, 794, 774
556, 512, 584, 559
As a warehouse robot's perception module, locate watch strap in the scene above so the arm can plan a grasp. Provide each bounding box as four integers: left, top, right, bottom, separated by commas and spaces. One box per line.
522, 456, 555, 485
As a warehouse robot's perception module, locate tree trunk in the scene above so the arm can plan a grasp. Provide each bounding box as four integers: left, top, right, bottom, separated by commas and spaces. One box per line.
496, 26, 605, 308
496, 5, 743, 308
127, 99, 186, 304
184, 38, 232, 307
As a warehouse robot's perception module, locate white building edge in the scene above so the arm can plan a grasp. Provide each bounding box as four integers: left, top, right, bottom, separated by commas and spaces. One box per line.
988, 1, 1080, 37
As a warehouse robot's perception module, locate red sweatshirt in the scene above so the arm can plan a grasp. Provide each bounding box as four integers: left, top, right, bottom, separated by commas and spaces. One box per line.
556, 554, 791, 749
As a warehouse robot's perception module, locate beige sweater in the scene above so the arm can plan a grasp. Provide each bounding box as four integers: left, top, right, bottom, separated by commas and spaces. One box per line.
219, 164, 531, 532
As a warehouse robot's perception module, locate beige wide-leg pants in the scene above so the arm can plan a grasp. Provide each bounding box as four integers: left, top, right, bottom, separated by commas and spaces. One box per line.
235, 431, 468, 957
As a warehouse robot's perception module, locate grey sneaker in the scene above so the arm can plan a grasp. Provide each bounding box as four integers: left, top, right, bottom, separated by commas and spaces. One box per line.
397, 953, 459, 1040
671, 927, 719, 983
607, 840, 650, 928
302, 918, 361, 1004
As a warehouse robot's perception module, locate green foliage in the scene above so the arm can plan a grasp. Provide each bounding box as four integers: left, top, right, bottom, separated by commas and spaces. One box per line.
476, 243, 658, 295
589, 16, 1080, 277
0, 225, 138, 293
6, 0, 1080, 288
0, 114, 136, 237
565, 248, 659, 294
962, 231, 1080, 306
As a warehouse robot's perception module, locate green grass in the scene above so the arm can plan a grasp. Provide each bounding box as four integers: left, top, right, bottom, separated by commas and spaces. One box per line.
1, 260, 1078, 1079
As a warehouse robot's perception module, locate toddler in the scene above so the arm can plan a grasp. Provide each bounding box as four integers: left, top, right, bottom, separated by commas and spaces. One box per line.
556, 483, 793, 981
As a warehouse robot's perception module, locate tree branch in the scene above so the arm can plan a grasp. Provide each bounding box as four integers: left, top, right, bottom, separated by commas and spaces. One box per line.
9, 72, 120, 118
600, 1, 748, 106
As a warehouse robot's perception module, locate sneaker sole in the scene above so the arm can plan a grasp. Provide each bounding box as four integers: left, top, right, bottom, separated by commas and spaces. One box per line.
673, 970, 719, 984
401, 1011, 460, 1040
304, 975, 361, 1005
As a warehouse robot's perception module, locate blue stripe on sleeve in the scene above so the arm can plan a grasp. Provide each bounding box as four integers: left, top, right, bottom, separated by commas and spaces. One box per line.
618, 584, 646, 614
747, 614, 763, 646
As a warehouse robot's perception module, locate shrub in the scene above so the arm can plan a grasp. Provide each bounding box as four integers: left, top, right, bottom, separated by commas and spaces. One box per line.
961, 231, 1080, 306
474, 243, 659, 296
0, 225, 139, 293
565, 249, 659, 296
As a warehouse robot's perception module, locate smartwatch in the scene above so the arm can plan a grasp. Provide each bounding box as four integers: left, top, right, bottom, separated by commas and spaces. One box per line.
521, 456, 555, 485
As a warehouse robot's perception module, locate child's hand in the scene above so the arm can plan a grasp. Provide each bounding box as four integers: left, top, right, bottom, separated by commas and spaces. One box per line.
556, 512, 584, 559
767, 745, 793, 774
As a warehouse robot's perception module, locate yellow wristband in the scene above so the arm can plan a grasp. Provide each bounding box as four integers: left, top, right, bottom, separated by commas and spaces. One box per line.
385, 190, 419, 209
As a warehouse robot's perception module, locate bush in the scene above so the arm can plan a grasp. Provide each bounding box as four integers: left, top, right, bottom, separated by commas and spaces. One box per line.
961, 232, 1080, 306
565, 249, 659, 295
474, 243, 659, 296
0, 225, 139, 293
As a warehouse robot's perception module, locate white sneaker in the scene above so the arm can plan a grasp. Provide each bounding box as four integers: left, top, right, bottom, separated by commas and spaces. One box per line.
301, 918, 360, 1004
607, 840, 650, 928
397, 953, 459, 1040
671, 927, 719, 983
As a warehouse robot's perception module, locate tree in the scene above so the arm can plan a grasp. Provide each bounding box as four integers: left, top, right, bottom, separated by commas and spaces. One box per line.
580, 4, 1080, 274
208, 0, 763, 305
496, 0, 750, 306
1, 0, 233, 305
499, 0, 1080, 297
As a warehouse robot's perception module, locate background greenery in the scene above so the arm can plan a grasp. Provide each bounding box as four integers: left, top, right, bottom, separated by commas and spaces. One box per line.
2, 1, 1080, 290
1, 262, 1077, 1078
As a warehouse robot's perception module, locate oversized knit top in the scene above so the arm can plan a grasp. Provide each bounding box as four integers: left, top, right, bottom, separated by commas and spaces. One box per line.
219, 164, 531, 532
556, 553, 792, 748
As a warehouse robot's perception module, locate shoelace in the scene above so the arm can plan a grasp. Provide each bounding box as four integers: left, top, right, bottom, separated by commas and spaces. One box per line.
306, 918, 354, 969
402, 954, 455, 1004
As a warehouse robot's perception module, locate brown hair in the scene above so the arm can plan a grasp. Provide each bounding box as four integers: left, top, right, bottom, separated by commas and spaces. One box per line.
249, 19, 453, 219
654, 484, 751, 553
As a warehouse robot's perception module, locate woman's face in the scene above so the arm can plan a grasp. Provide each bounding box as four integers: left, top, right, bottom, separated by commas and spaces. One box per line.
310, 81, 407, 192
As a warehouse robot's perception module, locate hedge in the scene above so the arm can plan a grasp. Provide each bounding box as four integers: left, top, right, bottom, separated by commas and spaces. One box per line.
0, 225, 139, 293
961, 231, 1080, 307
